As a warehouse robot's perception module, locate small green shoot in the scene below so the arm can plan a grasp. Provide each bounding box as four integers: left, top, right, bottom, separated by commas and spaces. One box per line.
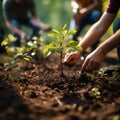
1, 34, 32, 81
111, 115, 120, 120
91, 87, 100, 98
112, 71, 120, 79
27, 36, 44, 59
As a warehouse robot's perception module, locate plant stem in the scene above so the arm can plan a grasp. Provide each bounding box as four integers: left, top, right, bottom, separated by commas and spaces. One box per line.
60, 51, 64, 77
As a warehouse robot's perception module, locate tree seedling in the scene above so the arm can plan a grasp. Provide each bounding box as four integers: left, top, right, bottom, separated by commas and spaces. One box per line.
1, 34, 32, 81
43, 24, 82, 77
27, 36, 44, 60
91, 87, 100, 98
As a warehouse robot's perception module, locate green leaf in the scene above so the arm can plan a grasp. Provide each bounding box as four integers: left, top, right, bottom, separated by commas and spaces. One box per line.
62, 24, 67, 30
56, 46, 63, 52
52, 29, 60, 34
68, 48, 76, 53
62, 30, 67, 36
75, 45, 83, 51
24, 57, 30, 61
1, 38, 8, 46
48, 33, 56, 38
68, 30, 77, 35
67, 40, 77, 47
8, 34, 16, 42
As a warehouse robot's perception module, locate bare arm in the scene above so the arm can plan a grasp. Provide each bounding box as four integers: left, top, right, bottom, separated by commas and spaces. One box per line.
6, 19, 29, 40
64, 12, 116, 65
31, 16, 51, 31
81, 29, 120, 71
79, 0, 101, 15
71, 0, 101, 15
96, 29, 120, 55
78, 12, 116, 51
6, 20, 24, 36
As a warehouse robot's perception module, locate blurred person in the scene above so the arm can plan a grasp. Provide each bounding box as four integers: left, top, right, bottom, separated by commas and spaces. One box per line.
64, 0, 120, 71
70, 0, 102, 51
0, 26, 5, 53
0, 15, 5, 53
2, 0, 51, 46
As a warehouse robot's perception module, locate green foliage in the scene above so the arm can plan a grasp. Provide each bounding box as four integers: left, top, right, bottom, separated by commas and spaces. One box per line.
43, 24, 82, 76
1, 34, 16, 46
1, 34, 32, 62
111, 115, 120, 120
27, 36, 44, 59
66, 40, 83, 53
1, 34, 33, 81
44, 24, 82, 56
91, 87, 100, 98
112, 71, 120, 79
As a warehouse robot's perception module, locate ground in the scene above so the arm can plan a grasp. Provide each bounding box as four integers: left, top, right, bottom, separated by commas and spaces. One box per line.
0, 51, 120, 120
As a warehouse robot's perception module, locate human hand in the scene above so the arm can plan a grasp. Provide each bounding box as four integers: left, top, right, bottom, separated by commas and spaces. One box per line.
74, 8, 86, 24
20, 32, 29, 41
81, 50, 106, 71
63, 51, 81, 66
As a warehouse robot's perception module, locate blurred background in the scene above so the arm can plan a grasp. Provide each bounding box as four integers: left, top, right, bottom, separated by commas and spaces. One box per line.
0, 0, 119, 39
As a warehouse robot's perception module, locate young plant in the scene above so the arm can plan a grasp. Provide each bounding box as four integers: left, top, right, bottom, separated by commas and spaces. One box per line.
91, 87, 100, 98
27, 36, 44, 60
1, 34, 32, 81
43, 24, 82, 76
112, 71, 120, 79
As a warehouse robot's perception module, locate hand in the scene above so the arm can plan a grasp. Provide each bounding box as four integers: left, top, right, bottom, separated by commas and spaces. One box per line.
74, 10, 83, 24
43, 26, 52, 32
81, 50, 106, 71
63, 51, 81, 66
20, 32, 29, 40
74, 8, 86, 24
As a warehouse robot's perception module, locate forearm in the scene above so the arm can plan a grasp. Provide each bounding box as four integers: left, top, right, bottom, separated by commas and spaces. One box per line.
31, 16, 48, 30
78, 12, 116, 51
96, 30, 120, 55
78, 21, 106, 51
6, 20, 23, 36
80, 0, 98, 15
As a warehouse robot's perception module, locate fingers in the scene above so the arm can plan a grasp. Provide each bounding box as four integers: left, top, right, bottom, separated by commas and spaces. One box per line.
81, 59, 100, 72
64, 53, 73, 63
44, 26, 52, 32
63, 53, 77, 66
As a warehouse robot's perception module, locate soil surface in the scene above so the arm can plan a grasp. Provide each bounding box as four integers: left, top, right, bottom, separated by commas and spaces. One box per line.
0, 53, 120, 120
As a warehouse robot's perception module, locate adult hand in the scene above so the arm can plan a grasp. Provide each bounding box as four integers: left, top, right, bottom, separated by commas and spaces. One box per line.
43, 26, 52, 32
81, 50, 106, 71
63, 51, 81, 66
20, 32, 29, 41
74, 8, 86, 24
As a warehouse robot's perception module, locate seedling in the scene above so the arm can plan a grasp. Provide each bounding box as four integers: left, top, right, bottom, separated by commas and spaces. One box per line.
112, 71, 120, 79
91, 87, 100, 98
27, 36, 44, 59
1, 34, 32, 81
1, 34, 32, 62
44, 24, 82, 77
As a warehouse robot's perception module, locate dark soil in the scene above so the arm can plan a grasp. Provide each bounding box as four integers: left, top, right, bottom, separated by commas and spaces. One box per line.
0, 54, 120, 120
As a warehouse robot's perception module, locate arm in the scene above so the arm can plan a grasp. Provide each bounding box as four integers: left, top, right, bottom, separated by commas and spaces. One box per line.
64, 12, 116, 65
78, 12, 116, 51
31, 16, 51, 31
79, 0, 101, 15
81, 29, 120, 71
6, 19, 29, 40
72, 0, 101, 17
29, 1, 51, 32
